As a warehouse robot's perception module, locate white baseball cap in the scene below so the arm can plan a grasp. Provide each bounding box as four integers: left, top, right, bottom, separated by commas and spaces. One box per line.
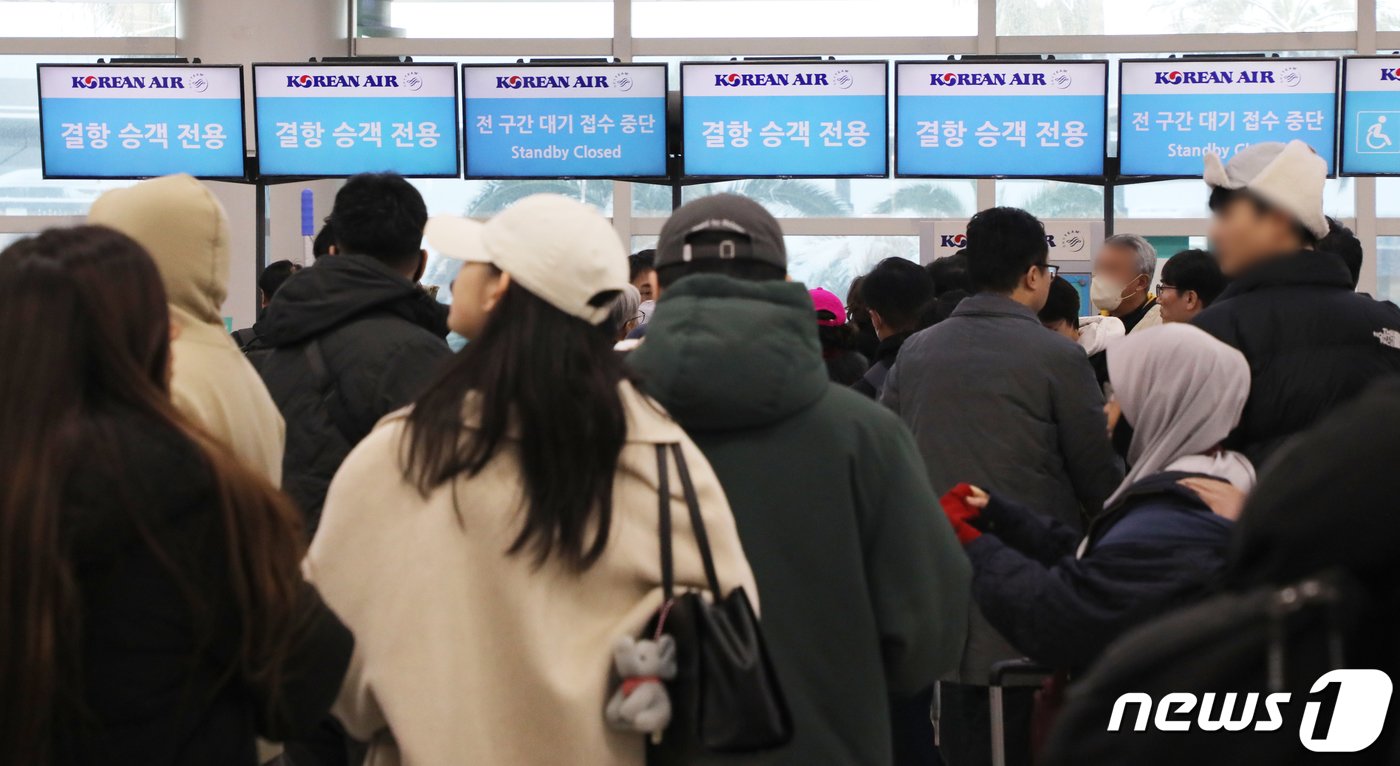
1204, 140, 1329, 240
425, 194, 628, 326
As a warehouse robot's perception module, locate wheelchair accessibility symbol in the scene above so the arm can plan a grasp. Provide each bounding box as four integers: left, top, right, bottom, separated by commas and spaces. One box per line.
1358, 111, 1400, 154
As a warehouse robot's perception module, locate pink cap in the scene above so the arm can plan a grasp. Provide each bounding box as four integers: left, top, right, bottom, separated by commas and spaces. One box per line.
809, 287, 847, 327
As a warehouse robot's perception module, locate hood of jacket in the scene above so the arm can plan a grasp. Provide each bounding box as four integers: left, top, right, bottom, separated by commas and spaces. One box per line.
1078, 314, 1125, 357
1217, 250, 1353, 301
627, 274, 830, 432
254, 254, 448, 347
88, 173, 230, 326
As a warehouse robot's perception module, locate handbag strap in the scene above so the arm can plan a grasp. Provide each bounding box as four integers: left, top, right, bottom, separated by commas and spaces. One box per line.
655, 443, 725, 603
657, 443, 675, 600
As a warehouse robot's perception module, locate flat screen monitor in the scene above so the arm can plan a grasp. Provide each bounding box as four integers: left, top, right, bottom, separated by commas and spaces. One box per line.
895, 60, 1108, 178
462, 63, 668, 179
1118, 57, 1338, 178
38, 64, 246, 180
1340, 56, 1400, 176
253, 63, 460, 178
681, 61, 889, 178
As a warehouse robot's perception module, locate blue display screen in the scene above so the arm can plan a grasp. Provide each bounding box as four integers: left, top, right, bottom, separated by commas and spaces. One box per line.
896, 62, 1107, 177
682, 62, 888, 178
1060, 272, 1094, 317
38, 65, 246, 179
463, 65, 668, 179
1341, 57, 1400, 175
1118, 59, 1339, 177
254, 64, 460, 178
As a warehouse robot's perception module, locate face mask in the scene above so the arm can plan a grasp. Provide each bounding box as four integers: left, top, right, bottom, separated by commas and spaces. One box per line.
1091, 275, 1133, 312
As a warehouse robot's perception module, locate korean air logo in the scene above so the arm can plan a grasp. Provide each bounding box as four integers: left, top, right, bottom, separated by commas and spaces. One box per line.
940, 234, 968, 249
713, 71, 830, 87
286, 72, 401, 88
1381, 67, 1400, 82
929, 71, 1048, 87
1153, 69, 1276, 85
495, 73, 610, 89
1050, 68, 1072, 89
70, 73, 186, 90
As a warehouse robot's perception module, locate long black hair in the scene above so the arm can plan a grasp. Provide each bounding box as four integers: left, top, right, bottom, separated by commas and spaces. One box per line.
403, 280, 631, 571
0, 227, 313, 763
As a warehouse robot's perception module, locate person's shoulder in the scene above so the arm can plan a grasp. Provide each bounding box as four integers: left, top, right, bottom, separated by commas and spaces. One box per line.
816, 383, 909, 439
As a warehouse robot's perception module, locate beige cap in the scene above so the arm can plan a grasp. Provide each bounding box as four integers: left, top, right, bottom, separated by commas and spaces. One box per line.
425, 195, 628, 326
1204, 140, 1329, 240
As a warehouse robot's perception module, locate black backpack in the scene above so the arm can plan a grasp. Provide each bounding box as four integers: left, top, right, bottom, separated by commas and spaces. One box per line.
1042, 569, 1399, 765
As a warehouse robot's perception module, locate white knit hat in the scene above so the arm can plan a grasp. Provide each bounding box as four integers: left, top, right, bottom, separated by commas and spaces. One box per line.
424, 195, 628, 326
1203, 140, 1329, 240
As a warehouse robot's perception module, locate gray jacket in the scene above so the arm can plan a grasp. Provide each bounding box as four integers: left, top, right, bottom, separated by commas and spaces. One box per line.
882, 293, 1122, 682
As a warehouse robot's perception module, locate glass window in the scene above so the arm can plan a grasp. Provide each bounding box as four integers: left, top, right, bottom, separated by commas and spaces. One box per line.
997, 180, 1105, 219
0, 56, 134, 216
1379, 0, 1400, 30
1376, 236, 1400, 302
635, 179, 976, 219
633, 0, 975, 38
358, 0, 612, 38
1377, 178, 1400, 217
632, 233, 917, 301
1114, 178, 1355, 218
0, 1, 174, 37
998, 0, 1356, 36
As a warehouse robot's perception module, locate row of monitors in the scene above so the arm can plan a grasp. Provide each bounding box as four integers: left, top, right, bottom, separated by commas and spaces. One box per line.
35, 57, 1400, 182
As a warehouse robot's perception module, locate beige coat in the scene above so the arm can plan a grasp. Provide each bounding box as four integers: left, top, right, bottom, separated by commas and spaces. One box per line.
89, 174, 285, 484
307, 383, 757, 766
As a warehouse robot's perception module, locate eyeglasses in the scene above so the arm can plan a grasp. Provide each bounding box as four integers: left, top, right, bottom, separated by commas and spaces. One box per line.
1156, 282, 1178, 294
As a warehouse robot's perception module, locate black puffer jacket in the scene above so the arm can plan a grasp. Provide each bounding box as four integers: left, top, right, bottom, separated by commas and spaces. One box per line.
1193, 251, 1400, 466
966, 473, 1232, 675
253, 254, 451, 527
56, 408, 352, 766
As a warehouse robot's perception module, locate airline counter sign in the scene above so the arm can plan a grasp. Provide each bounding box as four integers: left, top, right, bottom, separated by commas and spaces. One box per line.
681, 62, 888, 178
896, 61, 1108, 177
1119, 58, 1338, 177
38, 65, 245, 179
253, 64, 459, 177
463, 64, 667, 179
1341, 57, 1400, 175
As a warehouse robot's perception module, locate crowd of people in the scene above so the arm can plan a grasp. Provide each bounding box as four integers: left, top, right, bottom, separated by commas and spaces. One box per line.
3, 137, 1400, 766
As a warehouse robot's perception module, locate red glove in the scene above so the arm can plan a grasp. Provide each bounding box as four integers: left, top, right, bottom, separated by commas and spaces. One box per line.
940, 482, 983, 545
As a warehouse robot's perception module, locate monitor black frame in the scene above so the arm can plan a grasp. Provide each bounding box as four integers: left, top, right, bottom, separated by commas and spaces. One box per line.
36, 62, 249, 182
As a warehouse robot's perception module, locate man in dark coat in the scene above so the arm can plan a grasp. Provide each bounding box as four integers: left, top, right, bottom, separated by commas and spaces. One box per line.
883, 206, 1122, 766
1193, 140, 1400, 466
628, 194, 971, 766
253, 173, 451, 528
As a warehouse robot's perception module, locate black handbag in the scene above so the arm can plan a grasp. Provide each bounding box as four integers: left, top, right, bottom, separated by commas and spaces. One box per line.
644, 443, 792, 761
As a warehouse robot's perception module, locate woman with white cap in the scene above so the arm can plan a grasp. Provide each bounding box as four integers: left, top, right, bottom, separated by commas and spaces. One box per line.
939, 323, 1255, 675
305, 195, 756, 766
